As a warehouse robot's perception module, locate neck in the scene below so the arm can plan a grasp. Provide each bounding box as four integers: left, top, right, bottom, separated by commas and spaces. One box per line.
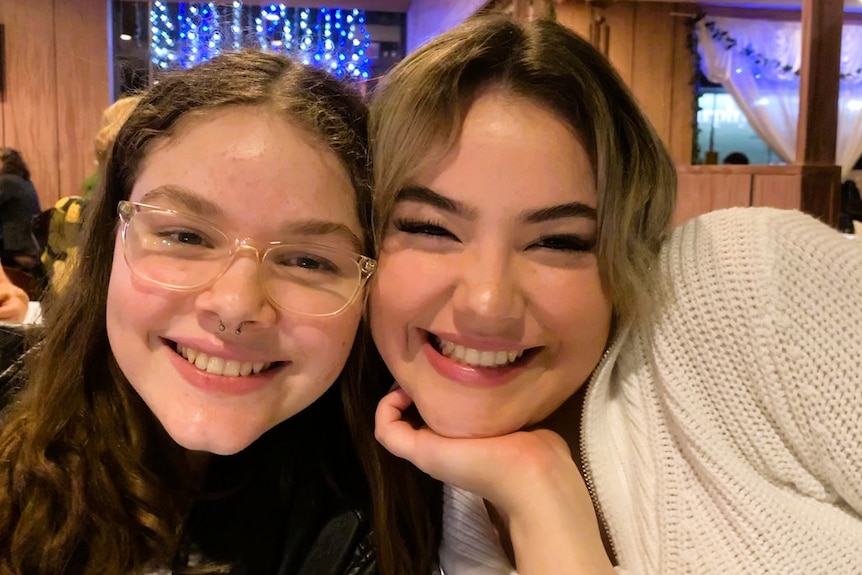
538, 383, 588, 464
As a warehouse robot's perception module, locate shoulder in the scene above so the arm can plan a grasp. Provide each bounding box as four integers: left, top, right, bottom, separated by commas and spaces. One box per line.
659, 207, 855, 302
668, 206, 835, 256
0, 174, 17, 192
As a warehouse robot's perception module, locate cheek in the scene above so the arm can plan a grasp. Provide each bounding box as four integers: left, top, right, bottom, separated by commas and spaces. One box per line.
106, 243, 187, 367
370, 250, 446, 321
533, 269, 612, 354
106, 244, 133, 332
295, 305, 363, 378
369, 254, 427, 363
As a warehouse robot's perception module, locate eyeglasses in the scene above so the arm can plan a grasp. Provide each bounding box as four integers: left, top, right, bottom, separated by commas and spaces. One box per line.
117, 201, 376, 317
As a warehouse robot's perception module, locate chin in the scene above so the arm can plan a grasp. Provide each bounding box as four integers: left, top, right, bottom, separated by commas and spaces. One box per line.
417, 404, 522, 439
167, 425, 267, 456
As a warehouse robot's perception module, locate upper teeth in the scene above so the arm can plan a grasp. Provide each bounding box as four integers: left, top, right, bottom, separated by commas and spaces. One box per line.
437, 337, 524, 367
177, 343, 270, 377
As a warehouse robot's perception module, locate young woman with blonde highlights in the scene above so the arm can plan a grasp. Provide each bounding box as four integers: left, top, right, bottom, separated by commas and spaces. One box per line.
368, 14, 862, 575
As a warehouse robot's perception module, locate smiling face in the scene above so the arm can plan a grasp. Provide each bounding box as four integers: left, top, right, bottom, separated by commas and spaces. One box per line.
370, 90, 613, 438
106, 105, 364, 455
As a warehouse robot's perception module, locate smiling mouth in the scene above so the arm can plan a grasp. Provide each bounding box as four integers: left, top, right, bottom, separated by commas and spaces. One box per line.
167, 341, 283, 377
428, 334, 534, 368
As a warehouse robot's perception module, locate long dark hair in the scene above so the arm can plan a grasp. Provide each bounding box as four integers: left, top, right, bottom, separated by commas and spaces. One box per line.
0, 51, 381, 575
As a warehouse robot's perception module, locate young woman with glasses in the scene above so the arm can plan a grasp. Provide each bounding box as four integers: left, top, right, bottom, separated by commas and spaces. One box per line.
0, 51, 435, 575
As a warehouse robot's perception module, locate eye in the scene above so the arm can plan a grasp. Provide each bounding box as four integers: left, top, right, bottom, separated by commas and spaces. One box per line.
530, 234, 595, 253
287, 254, 337, 272
392, 218, 458, 240
271, 248, 345, 275
158, 229, 212, 247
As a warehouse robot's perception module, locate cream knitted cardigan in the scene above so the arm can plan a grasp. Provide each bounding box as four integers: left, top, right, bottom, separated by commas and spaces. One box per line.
439, 208, 862, 575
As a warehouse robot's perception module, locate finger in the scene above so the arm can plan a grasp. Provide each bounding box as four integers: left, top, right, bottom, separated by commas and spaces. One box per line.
0, 302, 18, 321
374, 388, 422, 459
376, 386, 413, 424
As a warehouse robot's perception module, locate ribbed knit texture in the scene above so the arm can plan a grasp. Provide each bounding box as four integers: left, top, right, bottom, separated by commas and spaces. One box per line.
439, 484, 517, 575
594, 207, 862, 574
440, 208, 862, 574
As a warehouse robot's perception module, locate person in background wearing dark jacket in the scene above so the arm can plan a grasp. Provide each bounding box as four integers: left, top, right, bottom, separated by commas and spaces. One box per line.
0, 148, 41, 271
0, 51, 393, 575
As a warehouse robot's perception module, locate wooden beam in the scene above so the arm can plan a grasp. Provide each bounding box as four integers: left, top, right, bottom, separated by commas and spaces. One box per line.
669, 4, 862, 23
796, 0, 842, 165
795, 0, 843, 225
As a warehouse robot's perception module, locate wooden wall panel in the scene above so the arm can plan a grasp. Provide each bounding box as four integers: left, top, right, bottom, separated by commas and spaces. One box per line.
676, 166, 815, 225
0, 0, 60, 209
752, 173, 803, 210
556, 2, 695, 167
54, 0, 110, 200
675, 171, 751, 225
630, 3, 675, 144
603, 5, 635, 86
0, 0, 109, 209
555, 2, 590, 39
668, 14, 694, 165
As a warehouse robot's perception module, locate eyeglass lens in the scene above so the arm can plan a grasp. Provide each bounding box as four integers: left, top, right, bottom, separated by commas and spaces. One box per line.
122, 203, 367, 316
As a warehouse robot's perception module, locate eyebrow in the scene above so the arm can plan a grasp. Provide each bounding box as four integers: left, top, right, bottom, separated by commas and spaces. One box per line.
395, 185, 596, 224
140, 185, 363, 252
522, 202, 597, 224
395, 185, 478, 219
282, 219, 363, 252
140, 185, 222, 218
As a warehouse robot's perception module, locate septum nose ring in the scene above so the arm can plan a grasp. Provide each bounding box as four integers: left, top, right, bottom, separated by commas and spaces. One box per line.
217, 319, 244, 335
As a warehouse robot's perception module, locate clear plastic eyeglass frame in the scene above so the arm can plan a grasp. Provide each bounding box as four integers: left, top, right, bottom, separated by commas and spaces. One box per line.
117, 200, 376, 318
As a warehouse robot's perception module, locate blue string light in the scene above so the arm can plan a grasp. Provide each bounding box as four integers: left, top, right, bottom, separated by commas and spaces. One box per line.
175, 2, 221, 68
150, 3, 372, 79
150, 1, 177, 70
231, 0, 242, 50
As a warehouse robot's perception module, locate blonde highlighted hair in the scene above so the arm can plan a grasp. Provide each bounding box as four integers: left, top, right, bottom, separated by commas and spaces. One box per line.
369, 14, 677, 326
93, 95, 143, 165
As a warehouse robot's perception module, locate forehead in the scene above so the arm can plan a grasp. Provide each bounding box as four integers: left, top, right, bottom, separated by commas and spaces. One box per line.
416, 91, 596, 209
130, 106, 361, 234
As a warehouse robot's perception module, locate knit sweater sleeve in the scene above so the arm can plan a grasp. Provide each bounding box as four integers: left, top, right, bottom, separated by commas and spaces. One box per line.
667, 207, 862, 512
756, 209, 862, 511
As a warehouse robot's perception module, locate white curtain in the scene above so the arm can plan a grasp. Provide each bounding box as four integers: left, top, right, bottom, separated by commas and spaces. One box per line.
697, 16, 862, 176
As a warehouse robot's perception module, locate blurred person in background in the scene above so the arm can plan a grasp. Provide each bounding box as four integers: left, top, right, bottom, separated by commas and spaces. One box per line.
0, 148, 41, 272
42, 95, 142, 292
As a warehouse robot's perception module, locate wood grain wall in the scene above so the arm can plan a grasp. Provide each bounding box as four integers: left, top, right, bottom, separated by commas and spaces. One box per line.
557, 1, 695, 166
0, 0, 109, 210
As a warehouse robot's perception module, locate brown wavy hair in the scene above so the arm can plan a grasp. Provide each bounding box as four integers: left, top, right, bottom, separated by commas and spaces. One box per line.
0, 148, 31, 181
0, 51, 388, 575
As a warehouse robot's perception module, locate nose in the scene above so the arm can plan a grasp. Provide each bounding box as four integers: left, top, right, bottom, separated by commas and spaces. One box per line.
196, 248, 278, 334
452, 246, 525, 330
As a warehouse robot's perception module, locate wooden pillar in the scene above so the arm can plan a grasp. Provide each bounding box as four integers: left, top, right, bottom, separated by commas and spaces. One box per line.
796, 0, 843, 226
511, 0, 530, 21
